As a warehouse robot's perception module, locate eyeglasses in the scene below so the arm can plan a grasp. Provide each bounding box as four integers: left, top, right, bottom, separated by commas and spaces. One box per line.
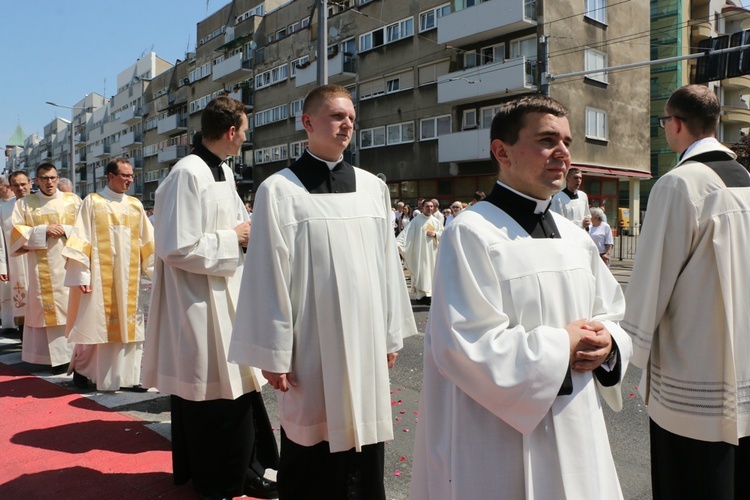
451, 206, 461, 210
37, 176, 58, 182
658, 115, 686, 128
115, 173, 134, 179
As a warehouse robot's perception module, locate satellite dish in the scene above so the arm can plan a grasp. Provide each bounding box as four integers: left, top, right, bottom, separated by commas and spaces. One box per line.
329, 27, 339, 39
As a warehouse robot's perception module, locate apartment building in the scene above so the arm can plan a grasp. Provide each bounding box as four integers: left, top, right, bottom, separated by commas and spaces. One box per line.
649, 0, 750, 204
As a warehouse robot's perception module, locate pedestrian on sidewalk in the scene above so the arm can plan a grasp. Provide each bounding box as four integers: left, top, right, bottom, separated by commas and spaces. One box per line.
623, 84, 750, 499
229, 84, 417, 499
142, 97, 279, 499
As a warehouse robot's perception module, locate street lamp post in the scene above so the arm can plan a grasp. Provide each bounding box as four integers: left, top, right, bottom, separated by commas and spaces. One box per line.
45, 101, 93, 194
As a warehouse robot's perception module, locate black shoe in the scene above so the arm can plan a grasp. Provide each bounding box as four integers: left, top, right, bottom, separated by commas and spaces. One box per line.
73, 371, 89, 389
244, 474, 279, 499
122, 384, 148, 393
51, 363, 69, 375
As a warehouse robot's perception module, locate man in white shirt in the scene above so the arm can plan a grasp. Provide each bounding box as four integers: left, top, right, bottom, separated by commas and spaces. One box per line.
623, 84, 750, 499
410, 95, 631, 499
550, 167, 591, 230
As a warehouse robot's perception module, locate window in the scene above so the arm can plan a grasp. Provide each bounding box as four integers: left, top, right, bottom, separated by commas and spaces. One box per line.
360, 29, 385, 52
255, 63, 289, 89
290, 140, 308, 158
360, 127, 386, 149
585, 48, 608, 83
386, 78, 400, 93
420, 115, 452, 140
290, 99, 304, 117
419, 3, 451, 32
464, 51, 481, 69
387, 122, 415, 145
290, 56, 310, 77
481, 43, 505, 64
462, 109, 477, 129
361, 70, 413, 99
254, 144, 289, 164
585, 0, 607, 24
213, 55, 225, 66
510, 36, 536, 60
586, 107, 608, 140
301, 17, 310, 28
418, 60, 450, 85
289, 22, 300, 34
480, 106, 500, 129
255, 104, 289, 127
276, 29, 286, 41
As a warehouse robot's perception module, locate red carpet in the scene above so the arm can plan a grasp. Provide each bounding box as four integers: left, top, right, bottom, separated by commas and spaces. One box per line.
0, 362, 193, 499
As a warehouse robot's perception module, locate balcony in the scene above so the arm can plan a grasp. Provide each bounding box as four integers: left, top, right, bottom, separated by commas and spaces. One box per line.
158, 114, 187, 135
437, 0, 537, 47
690, 20, 712, 43
92, 143, 111, 158
75, 170, 87, 183
721, 105, 750, 125
76, 132, 87, 142
76, 151, 87, 164
96, 166, 105, 179
438, 57, 537, 105
158, 145, 188, 163
295, 51, 356, 87
438, 128, 491, 163
212, 53, 253, 84
120, 131, 143, 149
226, 87, 253, 109
120, 106, 143, 125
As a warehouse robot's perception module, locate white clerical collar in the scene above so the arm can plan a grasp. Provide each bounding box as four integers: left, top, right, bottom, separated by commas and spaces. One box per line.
307, 149, 343, 171
37, 189, 61, 200
496, 181, 551, 214
103, 186, 125, 201
683, 137, 721, 159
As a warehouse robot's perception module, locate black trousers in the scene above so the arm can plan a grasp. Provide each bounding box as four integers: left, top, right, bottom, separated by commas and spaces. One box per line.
278, 428, 385, 500
171, 391, 279, 498
651, 419, 750, 499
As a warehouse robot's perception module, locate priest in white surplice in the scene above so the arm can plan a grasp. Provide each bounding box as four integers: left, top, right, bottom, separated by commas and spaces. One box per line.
229, 85, 417, 499
410, 96, 631, 500
550, 167, 591, 230
63, 158, 154, 391
0, 175, 15, 332
396, 199, 441, 301
11, 165, 81, 371
2, 172, 31, 334
142, 97, 278, 500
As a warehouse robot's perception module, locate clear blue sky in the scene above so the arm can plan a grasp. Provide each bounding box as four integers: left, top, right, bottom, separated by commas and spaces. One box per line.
0, 0, 227, 170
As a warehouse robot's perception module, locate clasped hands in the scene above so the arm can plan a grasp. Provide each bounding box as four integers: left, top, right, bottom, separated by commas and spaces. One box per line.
46, 223, 66, 238
566, 319, 613, 372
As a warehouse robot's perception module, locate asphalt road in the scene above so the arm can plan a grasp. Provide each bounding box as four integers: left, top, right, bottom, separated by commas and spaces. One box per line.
0, 260, 651, 499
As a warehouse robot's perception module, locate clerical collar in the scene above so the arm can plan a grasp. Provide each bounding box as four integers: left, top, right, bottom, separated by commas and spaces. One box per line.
680, 137, 722, 161
103, 186, 124, 201
37, 189, 60, 200
193, 143, 226, 181
306, 149, 343, 171
497, 181, 551, 214
562, 187, 578, 200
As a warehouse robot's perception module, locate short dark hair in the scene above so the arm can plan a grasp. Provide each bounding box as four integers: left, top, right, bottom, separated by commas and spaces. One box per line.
9, 171, 30, 185
566, 167, 582, 178
201, 96, 247, 141
303, 84, 352, 115
192, 131, 203, 149
106, 157, 131, 177
473, 191, 486, 201
490, 95, 569, 146
36, 163, 57, 177
666, 84, 720, 136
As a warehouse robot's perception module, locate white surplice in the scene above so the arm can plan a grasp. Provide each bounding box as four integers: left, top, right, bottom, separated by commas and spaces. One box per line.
550, 189, 590, 229
396, 212, 442, 298
62, 187, 155, 390
228, 167, 417, 453
0, 196, 14, 329
11, 190, 81, 366
0, 196, 27, 324
410, 202, 631, 500
141, 155, 262, 401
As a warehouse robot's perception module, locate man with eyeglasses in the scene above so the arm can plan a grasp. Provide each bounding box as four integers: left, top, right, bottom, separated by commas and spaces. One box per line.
61, 158, 154, 392
10, 164, 81, 373
624, 84, 750, 499
445, 202, 462, 225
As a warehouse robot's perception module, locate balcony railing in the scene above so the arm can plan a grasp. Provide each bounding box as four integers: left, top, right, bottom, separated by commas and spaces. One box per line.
92, 143, 111, 158
120, 131, 143, 148
157, 114, 187, 135
438, 0, 537, 46
212, 53, 253, 84
120, 106, 143, 125
295, 51, 356, 87
437, 57, 537, 105
158, 145, 188, 163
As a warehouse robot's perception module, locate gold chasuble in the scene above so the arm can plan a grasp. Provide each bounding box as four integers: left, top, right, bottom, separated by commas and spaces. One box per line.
64, 189, 155, 345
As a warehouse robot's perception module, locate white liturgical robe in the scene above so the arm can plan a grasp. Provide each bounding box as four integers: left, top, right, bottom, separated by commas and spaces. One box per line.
11, 190, 81, 366
63, 187, 155, 390
0, 196, 15, 329
550, 188, 590, 228
141, 155, 262, 401
410, 202, 631, 500
228, 167, 417, 453
396, 212, 441, 298
1, 196, 27, 322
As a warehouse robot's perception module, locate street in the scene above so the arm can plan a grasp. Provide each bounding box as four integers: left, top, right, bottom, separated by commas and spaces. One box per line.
0, 260, 651, 499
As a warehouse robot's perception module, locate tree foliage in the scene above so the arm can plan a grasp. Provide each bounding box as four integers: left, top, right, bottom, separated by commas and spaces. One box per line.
730, 133, 750, 170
